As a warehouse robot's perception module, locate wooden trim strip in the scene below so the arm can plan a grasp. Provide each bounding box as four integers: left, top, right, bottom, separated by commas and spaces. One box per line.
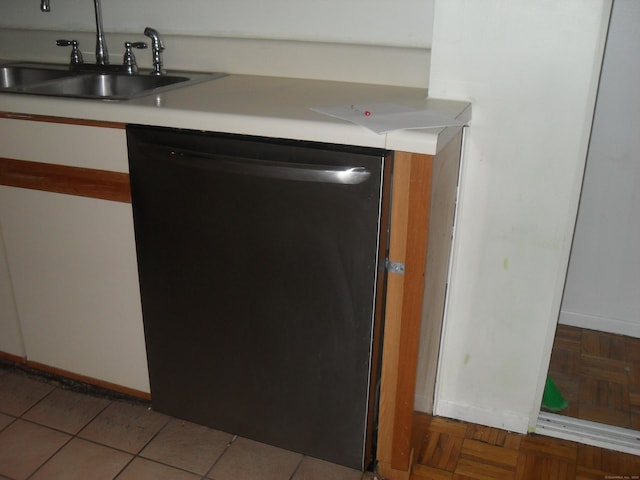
391, 154, 433, 470
377, 151, 435, 478
0, 111, 125, 129
0, 157, 131, 203
27, 360, 151, 401
390, 152, 434, 471
377, 154, 413, 480
0, 350, 27, 365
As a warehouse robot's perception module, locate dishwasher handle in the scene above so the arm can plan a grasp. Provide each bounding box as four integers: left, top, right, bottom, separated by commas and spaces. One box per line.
138, 143, 372, 185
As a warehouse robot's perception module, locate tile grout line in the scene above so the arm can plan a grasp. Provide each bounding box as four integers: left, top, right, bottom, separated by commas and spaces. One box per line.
202, 433, 239, 480
20, 384, 114, 480
11, 383, 203, 480
23, 423, 74, 480
287, 452, 306, 480
111, 454, 136, 480
3, 367, 373, 480
111, 404, 161, 480
131, 415, 223, 479
2, 374, 67, 480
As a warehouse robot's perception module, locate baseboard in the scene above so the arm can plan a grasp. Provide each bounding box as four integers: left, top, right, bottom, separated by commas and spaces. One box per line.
0, 352, 150, 401
0, 350, 26, 365
537, 412, 640, 456
559, 310, 640, 339
25, 360, 151, 401
434, 399, 530, 434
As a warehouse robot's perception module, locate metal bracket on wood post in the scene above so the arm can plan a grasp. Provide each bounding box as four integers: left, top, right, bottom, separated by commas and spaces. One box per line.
385, 259, 405, 274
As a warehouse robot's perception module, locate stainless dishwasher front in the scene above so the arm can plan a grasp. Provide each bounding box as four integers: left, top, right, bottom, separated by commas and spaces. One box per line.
126, 125, 392, 470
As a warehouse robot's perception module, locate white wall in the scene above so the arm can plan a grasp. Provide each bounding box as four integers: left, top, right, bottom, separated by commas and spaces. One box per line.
560, 0, 640, 338
1, 0, 434, 47
0, 0, 435, 86
427, 1, 611, 432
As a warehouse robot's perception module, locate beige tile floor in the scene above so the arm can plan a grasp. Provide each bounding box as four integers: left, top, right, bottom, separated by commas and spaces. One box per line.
0, 365, 375, 480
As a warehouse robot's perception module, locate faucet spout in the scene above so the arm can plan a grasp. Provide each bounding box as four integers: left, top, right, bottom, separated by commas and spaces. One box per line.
39, 0, 108, 65
93, 0, 109, 65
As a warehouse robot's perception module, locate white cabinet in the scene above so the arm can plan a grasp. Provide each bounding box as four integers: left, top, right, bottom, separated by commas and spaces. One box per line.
0, 117, 150, 394
0, 226, 23, 358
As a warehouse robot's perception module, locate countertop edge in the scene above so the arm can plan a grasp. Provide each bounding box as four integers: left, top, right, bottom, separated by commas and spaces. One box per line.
0, 72, 470, 156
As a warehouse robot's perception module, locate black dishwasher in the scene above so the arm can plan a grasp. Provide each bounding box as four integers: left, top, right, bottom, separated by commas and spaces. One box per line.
126, 125, 392, 470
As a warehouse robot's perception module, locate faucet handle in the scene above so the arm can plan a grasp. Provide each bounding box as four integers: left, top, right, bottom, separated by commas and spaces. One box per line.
56, 39, 83, 66
122, 41, 148, 74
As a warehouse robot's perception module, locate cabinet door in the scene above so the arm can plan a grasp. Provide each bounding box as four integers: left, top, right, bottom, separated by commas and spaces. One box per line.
0, 117, 149, 394
0, 226, 24, 358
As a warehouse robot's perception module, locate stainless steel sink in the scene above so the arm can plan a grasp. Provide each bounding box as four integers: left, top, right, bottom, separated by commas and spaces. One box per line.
0, 63, 225, 100
23, 72, 192, 99
0, 65, 73, 88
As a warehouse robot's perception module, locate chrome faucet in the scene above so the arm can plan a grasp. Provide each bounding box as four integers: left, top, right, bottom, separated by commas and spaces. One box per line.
144, 27, 166, 75
92, 0, 109, 65
39, 0, 109, 65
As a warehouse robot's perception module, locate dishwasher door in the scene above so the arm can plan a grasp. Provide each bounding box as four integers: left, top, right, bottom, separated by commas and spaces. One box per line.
127, 125, 391, 470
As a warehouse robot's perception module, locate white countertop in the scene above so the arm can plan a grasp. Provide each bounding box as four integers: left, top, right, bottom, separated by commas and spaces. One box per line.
0, 72, 470, 155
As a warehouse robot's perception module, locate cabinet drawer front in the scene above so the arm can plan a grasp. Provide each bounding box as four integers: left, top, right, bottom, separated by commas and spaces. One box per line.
0, 117, 128, 172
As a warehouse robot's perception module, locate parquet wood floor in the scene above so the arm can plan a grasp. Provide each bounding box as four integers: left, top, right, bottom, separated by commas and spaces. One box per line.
547, 325, 640, 430
410, 413, 640, 480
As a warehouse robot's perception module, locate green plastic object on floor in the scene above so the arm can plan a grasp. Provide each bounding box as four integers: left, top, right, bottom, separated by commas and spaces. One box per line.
542, 375, 569, 412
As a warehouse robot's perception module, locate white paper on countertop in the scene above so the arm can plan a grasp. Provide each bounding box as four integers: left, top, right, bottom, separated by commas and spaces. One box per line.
310, 102, 465, 134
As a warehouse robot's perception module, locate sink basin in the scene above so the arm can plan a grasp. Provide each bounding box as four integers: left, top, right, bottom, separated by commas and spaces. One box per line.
0, 65, 72, 88
0, 63, 225, 100
23, 73, 191, 99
